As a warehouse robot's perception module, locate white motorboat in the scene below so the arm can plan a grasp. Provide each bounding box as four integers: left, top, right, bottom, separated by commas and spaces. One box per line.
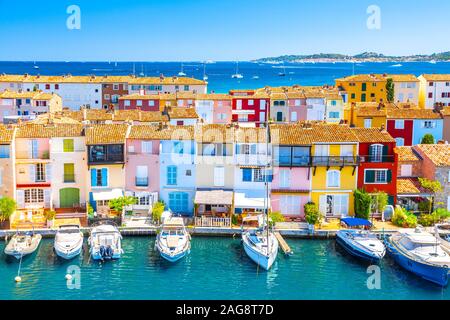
231, 61, 243, 79
435, 223, 450, 251
4, 231, 42, 259
385, 227, 450, 286
178, 63, 186, 76
54, 225, 84, 260
156, 217, 190, 263
88, 224, 123, 260
242, 228, 279, 270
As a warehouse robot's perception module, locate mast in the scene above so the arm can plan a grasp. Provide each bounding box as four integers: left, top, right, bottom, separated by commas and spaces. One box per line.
265, 116, 271, 254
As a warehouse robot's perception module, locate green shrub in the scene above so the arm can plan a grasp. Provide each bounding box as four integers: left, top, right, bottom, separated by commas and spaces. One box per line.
304, 202, 320, 225
231, 214, 238, 226
420, 134, 435, 144
109, 196, 136, 212
392, 206, 417, 228
354, 189, 372, 219
269, 211, 285, 227
418, 214, 436, 227
434, 208, 450, 221
418, 200, 432, 214
0, 197, 16, 222
152, 201, 165, 223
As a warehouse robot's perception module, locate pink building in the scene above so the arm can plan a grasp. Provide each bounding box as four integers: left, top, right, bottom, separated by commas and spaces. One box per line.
286, 91, 307, 122
195, 94, 232, 124
125, 126, 161, 212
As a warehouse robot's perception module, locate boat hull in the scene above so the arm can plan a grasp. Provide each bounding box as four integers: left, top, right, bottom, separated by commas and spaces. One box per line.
54, 244, 83, 260
386, 238, 450, 286
336, 231, 385, 262
4, 234, 42, 259
90, 250, 122, 261
158, 246, 190, 263
242, 233, 278, 271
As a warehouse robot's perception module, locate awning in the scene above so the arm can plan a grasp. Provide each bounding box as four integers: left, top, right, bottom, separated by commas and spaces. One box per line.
92, 188, 123, 201
194, 190, 233, 205
341, 218, 372, 228
234, 192, 269, 209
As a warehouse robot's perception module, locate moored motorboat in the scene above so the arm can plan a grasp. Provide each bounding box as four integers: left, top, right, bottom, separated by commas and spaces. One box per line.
4, 231, 42, 259
435, 223, 450, 251
242, 228, 279, 270
88, 224, 123, 261
156, 217, 190, 262
54, 225, 84, 260
385, 227, 450, 286
336, 218, 386, 262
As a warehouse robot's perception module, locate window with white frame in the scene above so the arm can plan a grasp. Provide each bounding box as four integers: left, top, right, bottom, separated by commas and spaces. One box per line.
291, 112, 298, 122
280, 195, 301, 215
124, 100, 130, 107
248, 99, 254, 106
253, 168, 264, 182
327, 170, 340, 188
260, 100, 266, 110
364, 118, 372, 128
400, 164, 412, 177
375, 170, 387, 183
213, 167, 225, 187
395, 120, 404, 129
141, 141, 152, 154
295, 99, 301, 106
236, 100, 242, 109
24, 189, 44, 204
149, 100, 155, 107
279, 169, 290, 188
35, 163, 45, 182
395, 138, 404, 146
423, 121, 435, 128
369, 144, 383, 162
136, 100, 143, 107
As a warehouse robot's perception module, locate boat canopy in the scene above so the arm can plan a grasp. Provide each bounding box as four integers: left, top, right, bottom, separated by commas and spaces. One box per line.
341, 218, 372, 228
92, 188, 123, 201
234, 192, 269, 210
194, 190, 233, 205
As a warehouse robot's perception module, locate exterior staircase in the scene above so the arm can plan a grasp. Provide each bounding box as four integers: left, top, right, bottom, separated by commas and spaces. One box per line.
10, 213, 47, 229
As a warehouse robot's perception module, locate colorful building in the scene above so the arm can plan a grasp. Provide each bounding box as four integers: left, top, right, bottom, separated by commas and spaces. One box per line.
336, 74, 387, 104
388, 74, 419, 105
230, 90, 269, 125
0, 125, 16, 201
418, 74, 450, 109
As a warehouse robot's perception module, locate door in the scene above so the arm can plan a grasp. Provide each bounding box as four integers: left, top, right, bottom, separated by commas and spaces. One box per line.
277, 111, 283, 122
59, 188, 80, 208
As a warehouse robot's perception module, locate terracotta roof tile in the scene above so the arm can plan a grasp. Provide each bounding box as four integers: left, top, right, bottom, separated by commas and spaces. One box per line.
128, 124, 194, 141
415, 144, 450, 166
351, 128, 395, 143
0, 125, 14, 144
16, 123, 84, 138
387, 108, 442, 119
397, 178, 427, 194
394, 146, 419, 162
86, 124, 128, 144
168, 107, 198, 119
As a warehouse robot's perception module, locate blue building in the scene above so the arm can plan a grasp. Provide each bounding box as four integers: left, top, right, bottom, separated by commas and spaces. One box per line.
412, 115, 443, 145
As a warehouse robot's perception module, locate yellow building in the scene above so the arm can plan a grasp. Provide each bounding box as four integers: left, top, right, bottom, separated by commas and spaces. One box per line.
336, 74, 387, 104
308, 124, 359, 218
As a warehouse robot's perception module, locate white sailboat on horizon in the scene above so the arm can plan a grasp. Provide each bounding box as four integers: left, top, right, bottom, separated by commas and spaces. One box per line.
231, 61, 243, 79
178, 63, 187, 76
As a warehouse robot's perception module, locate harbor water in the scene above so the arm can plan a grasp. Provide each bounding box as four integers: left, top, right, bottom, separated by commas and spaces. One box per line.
0, 237, 448, 300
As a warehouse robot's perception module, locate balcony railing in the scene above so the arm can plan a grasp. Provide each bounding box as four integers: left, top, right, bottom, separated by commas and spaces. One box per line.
194, 216, 231, 228
135, 177, 149, 187
359, 155, 395, 163
311, 156, 359, 167
64, 174, 75, 183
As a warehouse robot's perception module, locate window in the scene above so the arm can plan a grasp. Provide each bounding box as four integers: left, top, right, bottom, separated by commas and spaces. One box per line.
174, 141, 184, 154
291, 111, 298, 122
184, 85, 189, 91
369, 144, 383, 163
242, 168, 252, 182
24, 189, 44, 204
295, 99, 301, 106
91, 168, 108, 187
365, 169, 391, 183
104, 94, 110, 100
279, 169, 290, 188
149, 100, 155, 107
113, 84, 119, 90
54, 84, 59, 90
395, 120, 404, 129
364, 118, 372, 128
423, 121, 435, 129
236, 100, 242, 109
326, 170, 340, 188
395, 138, 404, 146
428, 93, 433, 98
141, 141, 152, 154
168, 192, 188, 213
400, 164, 412, 177
63, 139, 74, 152
136, 166, 148, 187
0, 145, 9, 158
214, 167, 225, 187
260, 100, 266, 110
45, 84, 50, 90
351, 93, 356, 99
134, 194, 150, 206
63, 163, 75, 183
329, 111, 339, 119
429, 82, 434, 87
136, 100, 143, 107
280, 195, 301, 215
35, 163, 45, 182
248, 99, 254, 106
167, 166, 177, 185
253, 168, 264, 182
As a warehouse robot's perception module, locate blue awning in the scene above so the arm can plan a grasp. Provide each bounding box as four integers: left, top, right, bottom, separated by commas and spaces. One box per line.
341, 218, 372, 227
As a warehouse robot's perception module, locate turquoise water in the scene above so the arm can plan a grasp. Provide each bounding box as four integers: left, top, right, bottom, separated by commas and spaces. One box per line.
0, 237, 448, 300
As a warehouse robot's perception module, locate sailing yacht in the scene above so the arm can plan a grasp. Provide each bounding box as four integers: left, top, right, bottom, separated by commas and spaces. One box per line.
242, 123, 278, 270
231, 61, 243, 79
178, 63, 187, 76
202, 63, 208, 81
278, 62, 286, 76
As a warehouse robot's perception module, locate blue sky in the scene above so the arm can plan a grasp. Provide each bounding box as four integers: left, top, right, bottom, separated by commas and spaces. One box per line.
0, 0, 448, 61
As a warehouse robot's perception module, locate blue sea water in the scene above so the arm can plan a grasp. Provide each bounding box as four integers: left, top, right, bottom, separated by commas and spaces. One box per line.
1, 61, 450, 93
0, 237, 448, 300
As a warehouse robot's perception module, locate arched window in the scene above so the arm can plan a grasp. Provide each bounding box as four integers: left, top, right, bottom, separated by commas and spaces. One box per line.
369, 144, 383, 162
326, 170, 340, 188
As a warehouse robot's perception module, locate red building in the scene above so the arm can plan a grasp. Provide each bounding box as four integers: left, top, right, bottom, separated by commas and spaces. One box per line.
386, 118, 413, 146
229, 90, 270, 126
118, 94, 160, 111
352, 128, 398, 204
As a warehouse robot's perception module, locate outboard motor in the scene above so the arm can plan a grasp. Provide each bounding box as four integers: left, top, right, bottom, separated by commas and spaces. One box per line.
105, 246, 113, 259
99, 245, 107, 258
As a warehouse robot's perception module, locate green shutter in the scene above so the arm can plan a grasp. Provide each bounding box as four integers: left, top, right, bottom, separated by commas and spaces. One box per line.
382, 145, 389, 162
63, 139, 74, 152
64, 163, 75, 182
365, 170, 375, 183
387, 170, 392, 183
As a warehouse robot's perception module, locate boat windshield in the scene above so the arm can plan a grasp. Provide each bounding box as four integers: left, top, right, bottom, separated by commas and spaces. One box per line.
161, 229, 184, 236
97, 234, 116, 246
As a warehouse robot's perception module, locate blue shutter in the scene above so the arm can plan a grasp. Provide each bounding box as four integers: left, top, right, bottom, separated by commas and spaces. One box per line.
89, 192, 97, 211
243, 168, 252, 182
101, 168, 108, 187
91, 169, 97, 187
251, 144, 257, 154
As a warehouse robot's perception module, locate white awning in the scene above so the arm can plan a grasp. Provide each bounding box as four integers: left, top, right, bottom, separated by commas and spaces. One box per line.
92, 188, 123, 201
234, 192, 269, 209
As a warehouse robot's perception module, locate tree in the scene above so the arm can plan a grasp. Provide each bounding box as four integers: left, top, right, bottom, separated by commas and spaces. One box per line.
152, 201, 165, 223
421, 134, 435, 144
304, 202, 320, 225
269, 211, 285, 227
418, 178, 443, 214
0, 197, 16, 222
354, 189, 372, 219
371, 191, 388, 215
386, 78, 395, 102
108, 196, 136, 213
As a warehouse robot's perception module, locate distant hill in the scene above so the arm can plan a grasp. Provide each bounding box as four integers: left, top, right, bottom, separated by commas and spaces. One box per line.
254, 52, 450, 63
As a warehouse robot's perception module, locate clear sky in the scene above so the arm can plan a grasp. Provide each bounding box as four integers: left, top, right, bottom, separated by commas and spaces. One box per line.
0, 0, 448, 61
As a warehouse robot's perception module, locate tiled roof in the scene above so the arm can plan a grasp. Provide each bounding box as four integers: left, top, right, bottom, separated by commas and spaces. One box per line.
86, 124, 128, 145
168, 107, 198, 119
386, 108, 442, 119
195, 124, 235, 143
415, 144, 450, 166
30, 113, 81, 125
139, 111, 169, 123
16, 123, 84, 138
0, 89, 55, 100
440, 107, 450, 116
118, 94, 161, 100
0, 74, 206, 85
235, 126, 268, 143
394, 146, 420, 162
386, 74, 419, 82
128, 124, 194, 141
85, 110, 114, 121
0, 125, 14, 144
270, 124, 312, 145
61, 110, 85, 121
335, 74, 386, 82
420, 74, 450, 82
351, 128, 395, 143
397, 178, 427, 195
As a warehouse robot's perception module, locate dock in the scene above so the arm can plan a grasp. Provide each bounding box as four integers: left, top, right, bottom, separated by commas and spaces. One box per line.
274, 232, 293, 255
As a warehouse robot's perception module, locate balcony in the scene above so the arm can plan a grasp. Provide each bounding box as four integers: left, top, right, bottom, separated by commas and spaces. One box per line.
88, 144, 124, 164
312, 156, 359, 167
64, 174, 76, 183
359, 155, 395, 163
135, 177, 149, 187
274, 156, 310, 167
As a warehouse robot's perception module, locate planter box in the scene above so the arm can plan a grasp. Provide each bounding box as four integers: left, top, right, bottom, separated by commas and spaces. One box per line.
0, 220, 10, 230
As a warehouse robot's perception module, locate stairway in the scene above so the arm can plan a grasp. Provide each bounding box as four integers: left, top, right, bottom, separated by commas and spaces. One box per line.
10, 213, 47, 229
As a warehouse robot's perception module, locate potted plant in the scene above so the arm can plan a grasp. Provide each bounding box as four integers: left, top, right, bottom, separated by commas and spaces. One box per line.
45, 210, 56, 228
304, 202, 320, 233
0, 197, 16, 230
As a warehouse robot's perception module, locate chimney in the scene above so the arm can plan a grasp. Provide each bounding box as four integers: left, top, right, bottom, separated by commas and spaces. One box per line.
380, 124, 386, 132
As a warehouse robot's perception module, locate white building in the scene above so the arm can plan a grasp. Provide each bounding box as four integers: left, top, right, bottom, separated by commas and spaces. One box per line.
419, 74, 450, 108
389, 74, 420, 105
